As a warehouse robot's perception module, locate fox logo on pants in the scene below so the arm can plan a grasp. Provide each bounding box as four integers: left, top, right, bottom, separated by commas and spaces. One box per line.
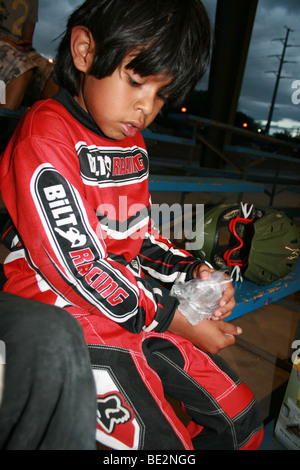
97, 393, 132, 433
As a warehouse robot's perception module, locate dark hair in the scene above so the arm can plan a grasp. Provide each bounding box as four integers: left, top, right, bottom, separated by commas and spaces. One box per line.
53, 0, 211, 106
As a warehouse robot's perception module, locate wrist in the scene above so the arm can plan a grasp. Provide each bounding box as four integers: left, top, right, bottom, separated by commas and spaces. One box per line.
168, 309, 197, 342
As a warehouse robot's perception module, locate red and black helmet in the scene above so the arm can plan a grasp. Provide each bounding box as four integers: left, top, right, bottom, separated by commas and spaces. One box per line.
192, 203, 300, 285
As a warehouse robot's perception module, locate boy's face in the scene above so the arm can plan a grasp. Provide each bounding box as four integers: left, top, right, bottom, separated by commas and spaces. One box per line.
75, 54, 171, 140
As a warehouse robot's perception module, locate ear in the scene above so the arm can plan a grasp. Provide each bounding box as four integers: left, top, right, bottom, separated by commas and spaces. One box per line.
70, 26, 96, 73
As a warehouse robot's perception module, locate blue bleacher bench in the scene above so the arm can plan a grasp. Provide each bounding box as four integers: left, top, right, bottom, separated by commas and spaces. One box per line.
142, 129, 195, 147
0, 108, 26, 119
224, 144, 300, 166
231, 257, 300, 320
149, 174, 265, 194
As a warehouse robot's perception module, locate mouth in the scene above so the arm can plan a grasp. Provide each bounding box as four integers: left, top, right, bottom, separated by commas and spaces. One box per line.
121, 121, 143, 138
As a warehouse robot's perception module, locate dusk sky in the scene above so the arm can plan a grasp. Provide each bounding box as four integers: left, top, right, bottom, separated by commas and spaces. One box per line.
33, 0, 300, 135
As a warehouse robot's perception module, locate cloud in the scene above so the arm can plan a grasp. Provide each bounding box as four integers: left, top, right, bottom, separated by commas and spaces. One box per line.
33, 0, 82, 58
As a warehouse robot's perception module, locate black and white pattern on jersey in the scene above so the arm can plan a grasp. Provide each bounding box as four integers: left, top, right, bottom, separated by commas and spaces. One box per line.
96, 204, 150, 240
30, 164, 140, 324
76, 141, 149, 187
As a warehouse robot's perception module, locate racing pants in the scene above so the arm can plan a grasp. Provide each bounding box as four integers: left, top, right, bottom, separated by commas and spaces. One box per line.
79, 313, 264, 450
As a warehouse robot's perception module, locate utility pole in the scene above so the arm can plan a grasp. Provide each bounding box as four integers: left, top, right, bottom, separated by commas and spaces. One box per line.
265, 27, 293, 135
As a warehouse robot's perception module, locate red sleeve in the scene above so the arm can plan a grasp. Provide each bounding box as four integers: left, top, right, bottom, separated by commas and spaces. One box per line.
0, 115, 178, 333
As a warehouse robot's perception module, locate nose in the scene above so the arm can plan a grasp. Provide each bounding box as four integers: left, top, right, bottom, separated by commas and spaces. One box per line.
134, 91, 156, 116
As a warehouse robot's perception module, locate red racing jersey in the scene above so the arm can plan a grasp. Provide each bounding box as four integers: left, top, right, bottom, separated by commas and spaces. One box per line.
0, 89, 203, 333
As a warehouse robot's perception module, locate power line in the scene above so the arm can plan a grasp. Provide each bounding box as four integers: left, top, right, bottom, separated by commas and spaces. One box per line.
265, 26, 300, 135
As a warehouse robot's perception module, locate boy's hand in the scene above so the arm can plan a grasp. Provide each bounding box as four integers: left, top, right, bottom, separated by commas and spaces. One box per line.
168, 310, 242, 355
192, 263, 236, 321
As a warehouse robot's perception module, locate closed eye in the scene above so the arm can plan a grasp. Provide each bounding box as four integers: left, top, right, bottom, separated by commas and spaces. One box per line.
128, 75, 142, 87
127, 71, 169, 103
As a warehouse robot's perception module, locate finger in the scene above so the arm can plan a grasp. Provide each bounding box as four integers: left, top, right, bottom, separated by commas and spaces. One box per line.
214, 294, 236, 318
218, 299, 236, 313
219, 281, 235, 303
196, 264, 214, 280
213, 323, 240, 352
220, 321, 242, 336
193, 264, 214, 279
211, 310, 230, 320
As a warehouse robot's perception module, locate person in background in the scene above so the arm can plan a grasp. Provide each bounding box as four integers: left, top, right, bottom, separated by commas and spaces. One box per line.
0, 292, 97, 450
0, 0, 58, 110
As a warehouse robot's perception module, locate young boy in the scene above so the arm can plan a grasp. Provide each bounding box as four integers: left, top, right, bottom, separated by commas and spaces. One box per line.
0, 0, 263, 450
